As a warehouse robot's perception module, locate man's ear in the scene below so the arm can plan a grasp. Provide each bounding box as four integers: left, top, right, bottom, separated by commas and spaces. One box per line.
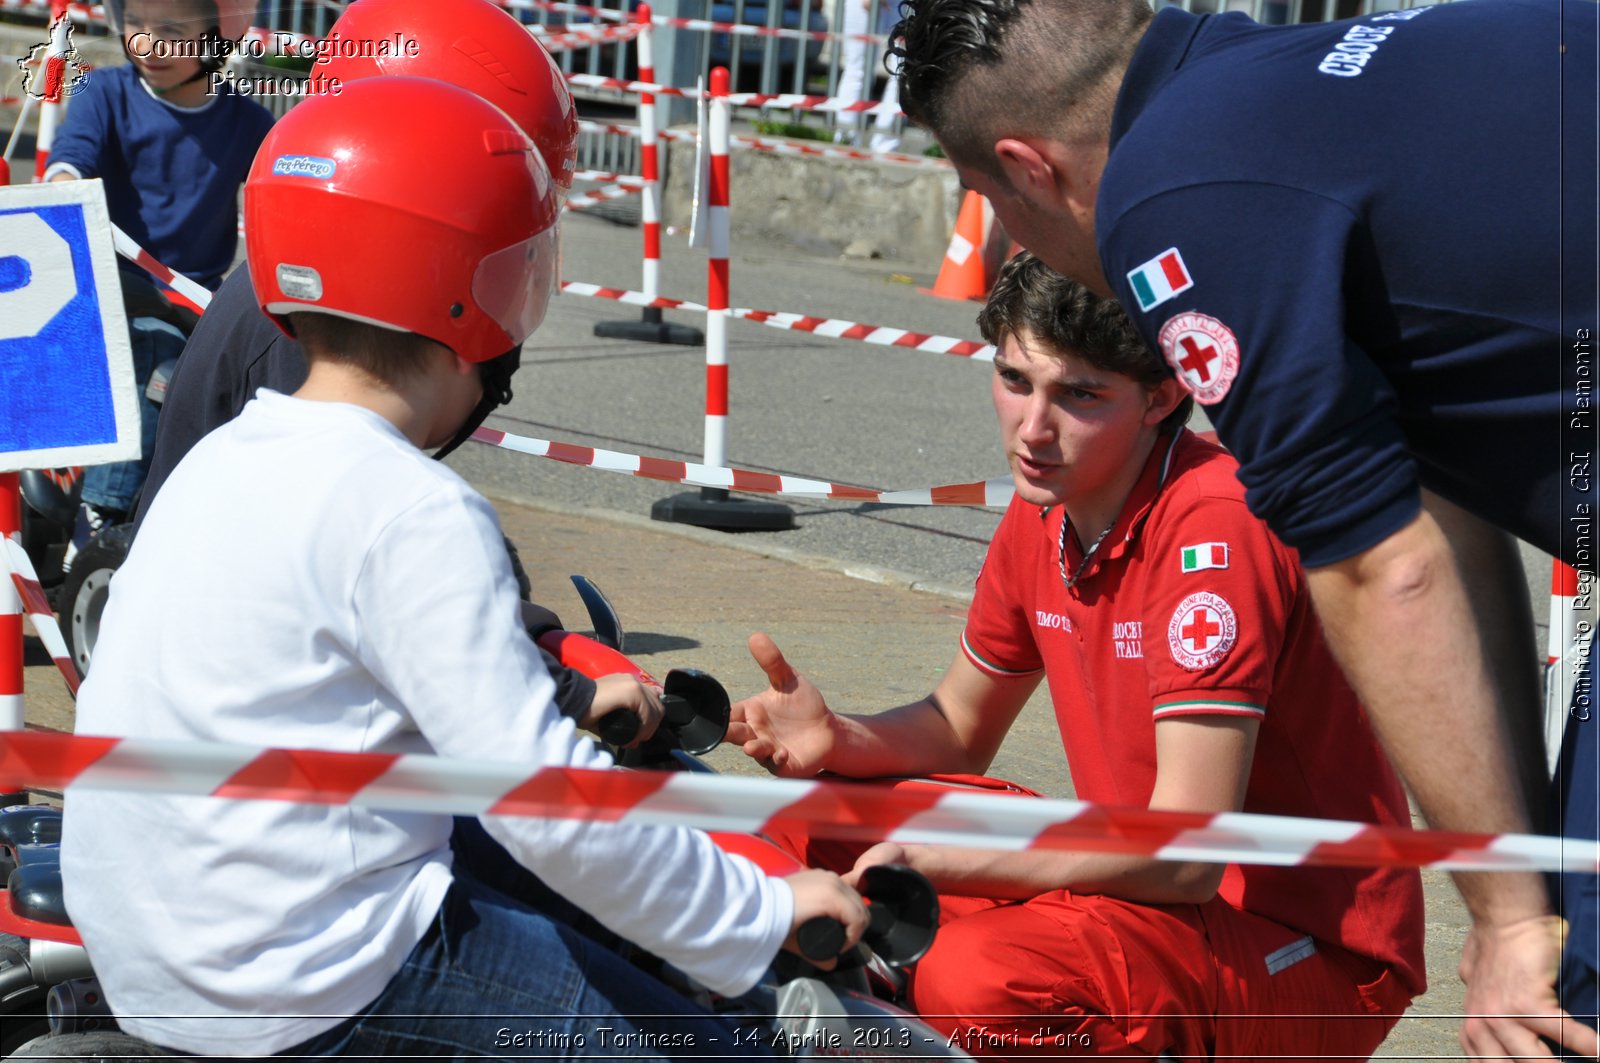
1144, 377, 1188, 426
997, 136, 1104, 215
994, 137, 1058, 203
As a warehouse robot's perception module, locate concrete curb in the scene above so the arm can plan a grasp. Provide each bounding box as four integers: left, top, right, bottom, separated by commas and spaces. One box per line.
481, 485, 977, 605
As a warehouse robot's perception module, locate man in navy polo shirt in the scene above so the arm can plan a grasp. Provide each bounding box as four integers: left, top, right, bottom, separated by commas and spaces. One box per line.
887, 0, 1597, 1059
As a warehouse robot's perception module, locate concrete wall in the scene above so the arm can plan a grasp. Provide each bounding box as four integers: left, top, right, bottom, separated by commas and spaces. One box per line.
661, 132, 962, 265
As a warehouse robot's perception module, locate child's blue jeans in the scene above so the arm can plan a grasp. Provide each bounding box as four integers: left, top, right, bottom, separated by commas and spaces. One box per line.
80, 316, 185, 513
279, 819, 774, 1059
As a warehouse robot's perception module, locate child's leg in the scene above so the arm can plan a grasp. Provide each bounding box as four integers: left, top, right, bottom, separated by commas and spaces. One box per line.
79, 317, 184, 515
280, 871, 771, 1059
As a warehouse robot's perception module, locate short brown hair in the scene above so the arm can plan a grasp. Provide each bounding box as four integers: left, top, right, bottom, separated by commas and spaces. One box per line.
978, 251, 1193, 430
287, 312, 440, 387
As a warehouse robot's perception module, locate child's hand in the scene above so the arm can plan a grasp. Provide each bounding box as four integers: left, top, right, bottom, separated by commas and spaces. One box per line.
781, 869, 869, 969
582, 674, 665, 745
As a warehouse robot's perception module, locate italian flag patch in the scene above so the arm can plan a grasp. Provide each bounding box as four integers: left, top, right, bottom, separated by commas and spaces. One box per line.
1127, 248, 1193, 311
1181, 542, 1229, 572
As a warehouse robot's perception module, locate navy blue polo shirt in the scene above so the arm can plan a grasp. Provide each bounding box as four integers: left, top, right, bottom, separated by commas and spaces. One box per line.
1099, 0, 1598, 569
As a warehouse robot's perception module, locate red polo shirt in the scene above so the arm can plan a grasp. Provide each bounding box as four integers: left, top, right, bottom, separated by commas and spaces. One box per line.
963, 427, 1425, 994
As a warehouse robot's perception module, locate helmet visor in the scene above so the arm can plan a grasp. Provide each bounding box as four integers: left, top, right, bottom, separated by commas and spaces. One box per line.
471, 224, 561, 350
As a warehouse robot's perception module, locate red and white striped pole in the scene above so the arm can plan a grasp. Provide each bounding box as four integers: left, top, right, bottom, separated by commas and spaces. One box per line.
649, 67, 790, 530
1548, 560, 1581, 668
638, 3, 662, 307
591, 4, 703, 346
1544, 559, 1583, 775
704, 62, 731, 482
32, 0, 71, 182
1, 473, 24, 731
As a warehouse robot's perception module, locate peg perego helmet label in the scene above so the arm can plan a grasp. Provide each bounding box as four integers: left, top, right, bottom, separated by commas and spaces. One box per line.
271, 155, 337, 179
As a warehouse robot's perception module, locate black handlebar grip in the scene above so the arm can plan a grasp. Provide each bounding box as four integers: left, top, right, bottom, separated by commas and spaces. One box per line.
795, 915, 846, 962
595, 709, 641, 747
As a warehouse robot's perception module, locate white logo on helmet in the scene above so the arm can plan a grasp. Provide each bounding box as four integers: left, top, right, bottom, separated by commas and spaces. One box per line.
271, 155, 337, 179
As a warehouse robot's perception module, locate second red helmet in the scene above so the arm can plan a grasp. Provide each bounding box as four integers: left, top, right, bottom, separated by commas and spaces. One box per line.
312, 0, 579, 194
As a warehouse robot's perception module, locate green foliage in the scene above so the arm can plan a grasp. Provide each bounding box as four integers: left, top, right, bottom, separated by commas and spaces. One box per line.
751, 119, 832, 143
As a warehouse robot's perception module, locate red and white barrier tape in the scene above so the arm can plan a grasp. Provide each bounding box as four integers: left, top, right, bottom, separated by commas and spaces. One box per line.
564, 182, 645, 212
2, 729, 1593, 873
0, 541, 80, 697
578, 121, 949, 171
572, 168, 648, 187
566, 73, 904, 120
471, 425, 1012, 507
110, 224, 212, 316
500, 0, 630, 23
500, 0, 889, 45
529, 21, 641, 53
560, 281, 995, 361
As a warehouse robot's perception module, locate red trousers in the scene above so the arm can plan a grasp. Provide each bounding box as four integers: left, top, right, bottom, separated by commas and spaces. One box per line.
767, 776, 1412, 1062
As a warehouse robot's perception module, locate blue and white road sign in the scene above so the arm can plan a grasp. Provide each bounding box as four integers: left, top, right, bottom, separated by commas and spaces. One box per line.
0, 179, 138, 473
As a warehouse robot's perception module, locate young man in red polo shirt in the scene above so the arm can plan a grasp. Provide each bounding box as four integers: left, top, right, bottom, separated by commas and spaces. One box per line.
729, 252, 1426, 1061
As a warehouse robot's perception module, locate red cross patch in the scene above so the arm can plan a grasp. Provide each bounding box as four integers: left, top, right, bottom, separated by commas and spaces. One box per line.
1158, 312, 1239, 405
1167, 591, 1238, 671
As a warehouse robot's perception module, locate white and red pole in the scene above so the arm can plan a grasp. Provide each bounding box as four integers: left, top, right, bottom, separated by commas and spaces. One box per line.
1, 473, 24, 731
591, 4, 703, 346
638, 3, 662, 306
1548, 560, 1581, 668
703, 63, 731, 483
1545, 559, 1584, 775
648, 66, 790, 530
32, 0, 72, 182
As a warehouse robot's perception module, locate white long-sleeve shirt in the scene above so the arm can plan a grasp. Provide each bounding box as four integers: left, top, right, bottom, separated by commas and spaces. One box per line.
61, 391, 791, 1055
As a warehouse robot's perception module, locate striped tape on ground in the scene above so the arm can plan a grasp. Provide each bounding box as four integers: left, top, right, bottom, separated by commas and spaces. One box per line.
559, 281, 996, 361
471, 426, 1013, 507
1, 730, 1593, 873
0, 541, 79, 697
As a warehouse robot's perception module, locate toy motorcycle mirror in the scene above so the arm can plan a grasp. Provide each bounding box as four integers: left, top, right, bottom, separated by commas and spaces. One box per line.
569, 574, 625, 652
796, 864, 939, 968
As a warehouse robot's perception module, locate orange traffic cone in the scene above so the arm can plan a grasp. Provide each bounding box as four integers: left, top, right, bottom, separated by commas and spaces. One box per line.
923, 190, 993, 301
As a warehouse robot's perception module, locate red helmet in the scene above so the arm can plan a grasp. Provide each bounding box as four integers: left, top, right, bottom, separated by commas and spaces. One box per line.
245, 76, 559, 363
312, 0, 578, 194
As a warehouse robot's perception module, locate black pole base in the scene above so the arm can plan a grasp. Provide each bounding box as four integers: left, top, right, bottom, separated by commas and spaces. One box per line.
593, 306, 704, 347
651, 488, 795, 531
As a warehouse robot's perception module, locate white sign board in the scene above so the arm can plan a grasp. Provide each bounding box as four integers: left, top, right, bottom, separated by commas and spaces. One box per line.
0, 179, 139, 473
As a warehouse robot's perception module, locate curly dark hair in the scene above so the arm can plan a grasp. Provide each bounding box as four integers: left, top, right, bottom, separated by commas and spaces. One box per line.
978, 251, 1193, 430
888, 0, 1149, 176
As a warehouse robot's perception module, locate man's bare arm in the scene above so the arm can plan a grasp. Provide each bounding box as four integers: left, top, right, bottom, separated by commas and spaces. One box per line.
1306, 505, 1595, 1061
727, 634, 1038, 778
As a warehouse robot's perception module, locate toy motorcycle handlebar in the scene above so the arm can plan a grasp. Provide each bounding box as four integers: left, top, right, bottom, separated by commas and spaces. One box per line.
534, 628, 731, 756
794, 864, 938, 968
